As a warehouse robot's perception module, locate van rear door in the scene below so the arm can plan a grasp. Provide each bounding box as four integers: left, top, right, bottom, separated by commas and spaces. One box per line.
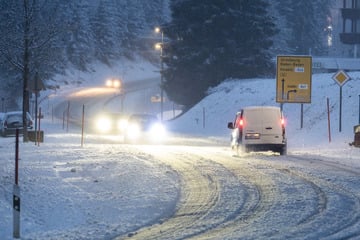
243, 108, 262, 140
243, 107, 283, 144
261, 108, 282, 136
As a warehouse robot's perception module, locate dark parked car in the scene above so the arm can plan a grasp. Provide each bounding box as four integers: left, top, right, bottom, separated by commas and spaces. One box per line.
0, 111, 33, 137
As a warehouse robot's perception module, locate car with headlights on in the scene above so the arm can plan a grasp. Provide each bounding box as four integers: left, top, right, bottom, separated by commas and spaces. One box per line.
0, 111, 33, 137
124, 113, 166, 143
93, 112, 128, 135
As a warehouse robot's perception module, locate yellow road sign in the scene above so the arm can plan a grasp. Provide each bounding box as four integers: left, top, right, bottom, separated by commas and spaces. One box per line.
332, 70, 350, 86
276, 55, 312, 103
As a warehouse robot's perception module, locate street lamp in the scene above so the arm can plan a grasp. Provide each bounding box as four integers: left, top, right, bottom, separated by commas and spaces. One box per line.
155, 27, 164, 121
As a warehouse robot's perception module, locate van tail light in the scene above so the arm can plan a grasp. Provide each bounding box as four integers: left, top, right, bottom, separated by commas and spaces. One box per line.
239, 118, 244, 143
281, 118, 286, 136
281, 118, 285, 126
239, 119, 244, 127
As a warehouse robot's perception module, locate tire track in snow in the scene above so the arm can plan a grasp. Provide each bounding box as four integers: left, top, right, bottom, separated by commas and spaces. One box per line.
117, 146, 360, 239
278, 155, 360, 239
195, 153, 359, 239
117, 146, 267, 240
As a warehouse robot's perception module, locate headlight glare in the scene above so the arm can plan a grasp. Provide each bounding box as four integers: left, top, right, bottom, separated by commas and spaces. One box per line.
126, 123, 141, 139
96, 116, 112, 133
149, 123, 166, 141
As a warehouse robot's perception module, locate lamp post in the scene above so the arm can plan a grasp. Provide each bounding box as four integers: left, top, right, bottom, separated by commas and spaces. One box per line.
155, 27, 164, 121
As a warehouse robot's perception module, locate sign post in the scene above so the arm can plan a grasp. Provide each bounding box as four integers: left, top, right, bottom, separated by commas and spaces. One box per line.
276, 56, 312, 128
332, 70, 351, 132
13, 129, 20, 238
29, 72, 45, 145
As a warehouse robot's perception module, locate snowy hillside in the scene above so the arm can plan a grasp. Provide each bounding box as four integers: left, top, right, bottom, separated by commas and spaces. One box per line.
169, 72, 360, 149
50, 59, 360, 148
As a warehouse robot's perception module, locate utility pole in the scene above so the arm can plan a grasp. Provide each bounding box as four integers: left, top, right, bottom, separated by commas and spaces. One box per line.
22, 0, 31, 142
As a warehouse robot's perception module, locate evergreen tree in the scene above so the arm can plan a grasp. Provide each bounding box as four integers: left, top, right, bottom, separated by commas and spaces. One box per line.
90, 1, 115, 65
162, 0, 277, 108
0, 0, 65, 110
275, 0, 332, 55
62, 1, 93, 70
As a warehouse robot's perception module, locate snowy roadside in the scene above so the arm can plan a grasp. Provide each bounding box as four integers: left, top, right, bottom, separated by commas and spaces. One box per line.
0, 119, 180, 240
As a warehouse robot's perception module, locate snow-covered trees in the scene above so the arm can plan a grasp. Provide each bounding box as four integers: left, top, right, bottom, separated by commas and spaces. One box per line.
0, 0, 339, 111
0, 0, 168, 109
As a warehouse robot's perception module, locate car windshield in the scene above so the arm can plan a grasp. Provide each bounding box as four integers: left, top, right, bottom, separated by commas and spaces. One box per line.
129, 114, 158, 123
7, 113, 23, 123
4, 112, 32, 123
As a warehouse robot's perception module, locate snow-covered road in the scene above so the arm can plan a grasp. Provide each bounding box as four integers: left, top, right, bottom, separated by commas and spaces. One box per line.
116, 145, 360, 239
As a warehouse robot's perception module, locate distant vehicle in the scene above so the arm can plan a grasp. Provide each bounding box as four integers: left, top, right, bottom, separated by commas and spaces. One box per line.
227, 106, 287, 155
93, 112, 128, 134
124, 113, 166, 143
0, 111, 33, 137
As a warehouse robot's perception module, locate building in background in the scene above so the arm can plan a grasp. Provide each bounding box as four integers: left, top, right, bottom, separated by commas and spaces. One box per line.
339, 0, 360, 57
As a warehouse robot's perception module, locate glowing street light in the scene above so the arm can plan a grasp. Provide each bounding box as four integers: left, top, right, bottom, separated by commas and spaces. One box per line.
155, 43, 162, 51
154, 27, 160, 33
106, 78, 121, 88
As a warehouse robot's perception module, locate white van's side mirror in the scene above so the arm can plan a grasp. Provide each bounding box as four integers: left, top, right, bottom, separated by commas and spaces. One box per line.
227, 122, 234, 129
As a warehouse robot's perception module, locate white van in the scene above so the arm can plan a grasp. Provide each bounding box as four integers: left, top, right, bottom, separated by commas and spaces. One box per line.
227, 106, 287, 155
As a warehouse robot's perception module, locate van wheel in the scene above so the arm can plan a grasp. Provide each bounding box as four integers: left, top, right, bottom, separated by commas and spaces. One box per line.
243, 146, 250, 153
279, 146, 287, 155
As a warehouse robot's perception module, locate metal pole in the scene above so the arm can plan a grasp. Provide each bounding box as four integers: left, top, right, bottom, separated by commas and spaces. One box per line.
15, 129, 19, 185
339, 86, 342, 132
358, 95, 360, 124
34, 92, 38, 146
160, 31, 164, 121
37, 107, 41, 146
81, 105, 85, 147
66, 101, 70, 132
203, 107, 205, 129
300, 104, 303, 129
327, 98, 331, 142
13, 129, 20, 238
13, 184, 20, 238
62, 111, 65, 130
